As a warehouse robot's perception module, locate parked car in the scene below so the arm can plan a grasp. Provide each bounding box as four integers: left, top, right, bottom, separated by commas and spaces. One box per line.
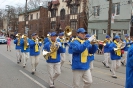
0, 37, 7, 44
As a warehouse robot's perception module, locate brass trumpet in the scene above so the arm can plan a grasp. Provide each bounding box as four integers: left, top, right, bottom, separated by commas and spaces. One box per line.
64, 26, 73, 41
16, 33, 21, 46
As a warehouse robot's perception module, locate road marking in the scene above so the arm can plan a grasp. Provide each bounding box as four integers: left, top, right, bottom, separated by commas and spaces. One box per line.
19, 70, 46, 88
93, 69, 125, 79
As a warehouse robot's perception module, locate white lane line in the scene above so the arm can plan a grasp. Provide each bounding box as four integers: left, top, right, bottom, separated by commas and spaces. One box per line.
19, 70, 46, 88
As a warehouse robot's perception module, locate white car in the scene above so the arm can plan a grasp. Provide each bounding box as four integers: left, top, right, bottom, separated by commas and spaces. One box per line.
0, 37, 7, 44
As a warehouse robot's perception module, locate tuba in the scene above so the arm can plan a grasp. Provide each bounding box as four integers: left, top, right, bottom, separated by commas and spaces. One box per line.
64, 26, 73, 41
43, 40, 59, 60
22, 34, 29, 50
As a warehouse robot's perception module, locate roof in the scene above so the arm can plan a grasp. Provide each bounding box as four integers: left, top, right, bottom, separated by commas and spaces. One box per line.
18, 6, 47, 15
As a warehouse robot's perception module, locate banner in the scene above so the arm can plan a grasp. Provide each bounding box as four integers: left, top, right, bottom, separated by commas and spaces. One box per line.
111, 13, 115, 24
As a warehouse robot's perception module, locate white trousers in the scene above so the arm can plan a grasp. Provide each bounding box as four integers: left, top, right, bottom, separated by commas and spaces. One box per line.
60, 53, 66, 66
66, 46, 72, 64
22, 52, 29, 66
30, 55, 40, 72
16, 49, 22, 62
90, 61, 94, 71
111, 60, 121, 76
47, 62, 61, 87
73, 69, 92, 88
103, 53, 110, 66
121, 51, 128, 64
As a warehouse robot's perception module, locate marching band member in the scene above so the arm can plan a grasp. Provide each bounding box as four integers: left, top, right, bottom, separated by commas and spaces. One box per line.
70, 28, 96, 88
57, 32, 66, 67
109, 35, 122, 78
43, 32, 65, 88
44, 32, 51, 45
121, 34, 130, 66
14, 33, 22, 64
85, 34, 98, 71
102, 35, 111, 68
67, 35, 73, 65
29, 33, 42, 75
125, 39, 133, 88
20, 34, 30, 68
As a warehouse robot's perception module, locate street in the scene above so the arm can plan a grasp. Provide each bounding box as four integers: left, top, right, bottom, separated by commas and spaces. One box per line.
0, 42, 125, 88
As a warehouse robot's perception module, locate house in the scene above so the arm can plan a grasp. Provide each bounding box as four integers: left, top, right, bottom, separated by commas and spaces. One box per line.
88, 0, 132, 40
47, 0, 88, 36
18, 6, 48, 37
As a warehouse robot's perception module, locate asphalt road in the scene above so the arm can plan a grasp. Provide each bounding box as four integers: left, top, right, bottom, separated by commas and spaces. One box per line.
0, 42, 126, 88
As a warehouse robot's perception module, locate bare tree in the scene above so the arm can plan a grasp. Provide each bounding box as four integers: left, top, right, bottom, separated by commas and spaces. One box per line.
27, 0, 51, 10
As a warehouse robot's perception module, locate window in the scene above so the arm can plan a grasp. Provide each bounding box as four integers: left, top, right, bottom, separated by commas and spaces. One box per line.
91, 29, 98, 39
51, 22, 56, 30
70, 5, 78, 14
112, 3, 120, 15
123, 30, 127, 34
103, 29, 107, 34
70, 21, 77, 30
30, 14, 33, 20
93, 6, 100, 16
60, 9, 65, 20
36, 13, 38, 19
51, 9, 56, 17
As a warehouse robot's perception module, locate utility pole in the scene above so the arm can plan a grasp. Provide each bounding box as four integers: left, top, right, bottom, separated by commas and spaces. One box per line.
107, 0, 112, 36
5, 5, 10, 35
24, 0, 28, 34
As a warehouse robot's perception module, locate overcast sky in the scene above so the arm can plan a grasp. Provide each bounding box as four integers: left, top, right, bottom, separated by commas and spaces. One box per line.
0, 0, 26, 9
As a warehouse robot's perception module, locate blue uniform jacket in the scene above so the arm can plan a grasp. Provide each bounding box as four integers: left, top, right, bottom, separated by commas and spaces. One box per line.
126, 44, 133, 88
20, 38, 30, 52
57, 38, 66, 53
88, 44, 98, 63
70, 40, 97, 70
109, 42, 121, 60
14, 38, 22, 50
104, 41, 111, 53
29, 39, 42, 56
43, 41, 65, 63
68, 37, 74, 54
123, 40, 130, 51
44, 37, 50, 45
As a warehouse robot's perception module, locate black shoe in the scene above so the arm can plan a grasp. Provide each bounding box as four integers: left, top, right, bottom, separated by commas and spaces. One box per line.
121, 62, 124, 66
17, 62, 19, 64
102, 62, 106, 66
31, 72, 35, 75
23, 66, 25, 68
112, 75, 117, 78
10, 50, 11, 52
20, 59, 21, 62
106, 66, 110, 68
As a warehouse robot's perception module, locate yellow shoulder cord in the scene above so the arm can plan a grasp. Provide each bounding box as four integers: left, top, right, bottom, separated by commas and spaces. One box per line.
75, 38, 88, 63
32, 38, 39, 52
114, 40, 121, 56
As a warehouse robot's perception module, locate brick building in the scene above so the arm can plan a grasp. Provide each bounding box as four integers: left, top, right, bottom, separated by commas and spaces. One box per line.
18, 6, 49, 37
48, 0, 88, 36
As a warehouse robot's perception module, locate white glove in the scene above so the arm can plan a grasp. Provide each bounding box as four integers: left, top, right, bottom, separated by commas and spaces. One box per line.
57, 42, 62, 47
88, 35, 95, 42
35, 39, 39, 44
27, 43, 29, 45
42, 50, 49, 56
